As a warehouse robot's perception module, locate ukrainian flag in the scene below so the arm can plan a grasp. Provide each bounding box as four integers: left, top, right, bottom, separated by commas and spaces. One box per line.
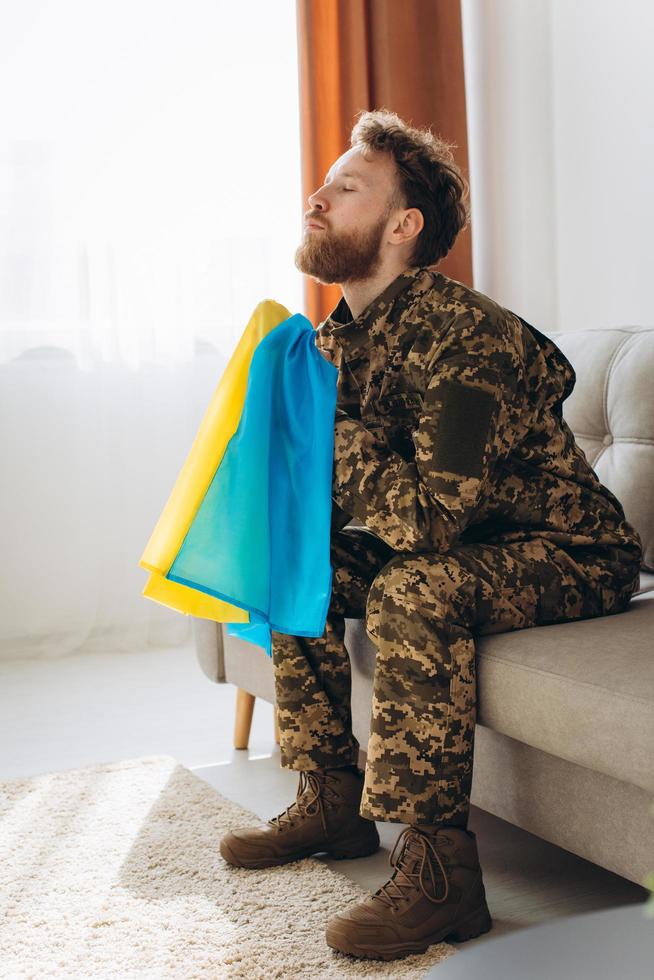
139, 299, 338, 657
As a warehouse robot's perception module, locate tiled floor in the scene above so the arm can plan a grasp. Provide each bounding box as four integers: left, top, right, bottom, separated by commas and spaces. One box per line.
1, 639, 649, 951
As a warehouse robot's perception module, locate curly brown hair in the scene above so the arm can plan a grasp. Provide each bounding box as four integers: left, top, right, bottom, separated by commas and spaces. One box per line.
350, 108, 470, 266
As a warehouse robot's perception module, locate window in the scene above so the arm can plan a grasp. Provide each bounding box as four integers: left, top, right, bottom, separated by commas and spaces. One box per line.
0, 0, 304, 369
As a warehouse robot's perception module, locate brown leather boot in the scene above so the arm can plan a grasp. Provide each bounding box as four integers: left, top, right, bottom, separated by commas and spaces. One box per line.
325, 824, 493, 960
219, 766, 380, 869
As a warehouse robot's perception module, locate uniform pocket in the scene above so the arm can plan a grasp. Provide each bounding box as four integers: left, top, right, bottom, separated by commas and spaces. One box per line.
364, 391, 423, 457
375, 390, 424, 416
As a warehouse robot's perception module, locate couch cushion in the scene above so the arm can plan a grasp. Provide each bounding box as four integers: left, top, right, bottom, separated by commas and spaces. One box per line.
550, 326, 654, 571
474, 591, 654, 794
345, 583, 654, 796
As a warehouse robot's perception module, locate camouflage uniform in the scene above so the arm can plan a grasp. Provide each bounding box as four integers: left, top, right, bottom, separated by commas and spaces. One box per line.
271, 264, 643, 826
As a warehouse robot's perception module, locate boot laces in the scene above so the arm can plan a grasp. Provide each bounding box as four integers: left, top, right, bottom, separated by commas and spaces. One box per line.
371, 827, 451, 910
267, 770, 345, 835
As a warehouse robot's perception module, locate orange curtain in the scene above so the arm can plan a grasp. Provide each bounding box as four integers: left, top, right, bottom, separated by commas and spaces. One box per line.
296, 0, 472, 328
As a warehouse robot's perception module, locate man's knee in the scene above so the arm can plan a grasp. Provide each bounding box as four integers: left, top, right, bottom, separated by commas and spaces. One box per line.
365, 556, 469, 643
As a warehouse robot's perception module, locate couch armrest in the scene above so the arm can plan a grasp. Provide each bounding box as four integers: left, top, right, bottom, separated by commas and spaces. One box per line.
192, 617, 226, 683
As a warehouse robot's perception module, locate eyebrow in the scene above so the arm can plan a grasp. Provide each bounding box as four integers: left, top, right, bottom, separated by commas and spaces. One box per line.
324, 170, 369, 185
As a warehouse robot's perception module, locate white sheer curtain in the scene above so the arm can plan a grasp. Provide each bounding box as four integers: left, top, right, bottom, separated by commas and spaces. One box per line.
0, 0, 304, 659
0, 0, 303, 369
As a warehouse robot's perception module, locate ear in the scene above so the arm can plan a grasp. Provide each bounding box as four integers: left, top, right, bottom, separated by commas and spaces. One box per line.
392, 207, 423, 245
404, 207, 424, 236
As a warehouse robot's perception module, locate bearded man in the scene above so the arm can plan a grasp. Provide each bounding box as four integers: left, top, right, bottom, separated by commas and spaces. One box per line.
219, 108, 642, 963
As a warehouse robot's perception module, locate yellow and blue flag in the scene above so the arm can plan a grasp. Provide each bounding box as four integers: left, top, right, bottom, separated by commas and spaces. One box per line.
139, 299, 339, 656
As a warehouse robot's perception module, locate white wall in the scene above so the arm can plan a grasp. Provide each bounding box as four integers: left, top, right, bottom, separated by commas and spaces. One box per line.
551, 0, 654, 330
461, 0, 654, 332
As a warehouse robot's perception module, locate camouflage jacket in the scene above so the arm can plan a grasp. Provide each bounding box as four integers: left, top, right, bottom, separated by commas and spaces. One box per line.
314, 264, 643, 570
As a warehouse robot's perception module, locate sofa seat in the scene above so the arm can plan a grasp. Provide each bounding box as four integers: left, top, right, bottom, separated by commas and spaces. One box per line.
346, 574, 654, 800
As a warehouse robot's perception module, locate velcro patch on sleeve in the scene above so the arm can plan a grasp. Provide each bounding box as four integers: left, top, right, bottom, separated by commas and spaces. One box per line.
432, 380, 497, 479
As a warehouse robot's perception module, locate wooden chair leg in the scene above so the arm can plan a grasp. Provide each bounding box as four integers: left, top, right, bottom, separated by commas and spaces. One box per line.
273, 704, 280, 745
234, 689, 255, 749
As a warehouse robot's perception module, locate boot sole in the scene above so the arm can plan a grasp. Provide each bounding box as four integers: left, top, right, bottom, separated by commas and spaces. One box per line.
326, 903, 493, 961
220, 835, 380, 870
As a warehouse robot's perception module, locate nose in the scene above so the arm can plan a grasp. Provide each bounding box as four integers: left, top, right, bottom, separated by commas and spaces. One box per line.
307, 186, 328, 216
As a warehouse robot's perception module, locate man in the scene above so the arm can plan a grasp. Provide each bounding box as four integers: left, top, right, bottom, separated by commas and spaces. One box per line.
219, 109, 643, 962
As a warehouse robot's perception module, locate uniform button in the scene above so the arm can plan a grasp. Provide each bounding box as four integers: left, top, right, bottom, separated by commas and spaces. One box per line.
602, 433, 613, 446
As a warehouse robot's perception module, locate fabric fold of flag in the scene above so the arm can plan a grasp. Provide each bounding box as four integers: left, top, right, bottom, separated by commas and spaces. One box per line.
139, 299, 339, 658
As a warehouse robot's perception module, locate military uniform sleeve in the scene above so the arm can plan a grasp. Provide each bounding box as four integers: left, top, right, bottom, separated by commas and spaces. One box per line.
331, 312, 526, 553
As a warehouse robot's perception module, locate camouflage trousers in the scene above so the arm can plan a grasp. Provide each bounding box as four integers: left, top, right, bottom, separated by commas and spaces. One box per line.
271, 527, 640, 827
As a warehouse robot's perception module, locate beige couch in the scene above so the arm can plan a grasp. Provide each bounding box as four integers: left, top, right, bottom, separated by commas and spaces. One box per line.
193, 325, 654, 887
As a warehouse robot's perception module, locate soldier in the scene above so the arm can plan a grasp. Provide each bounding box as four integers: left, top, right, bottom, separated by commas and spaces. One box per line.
219, 108, 643, 962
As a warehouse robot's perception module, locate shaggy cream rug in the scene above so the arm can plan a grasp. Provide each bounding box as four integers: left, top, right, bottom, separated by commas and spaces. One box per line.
0, 755, 458, 978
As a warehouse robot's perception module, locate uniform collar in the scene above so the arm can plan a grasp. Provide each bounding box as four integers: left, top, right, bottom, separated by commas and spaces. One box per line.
317, 264, 437, 362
